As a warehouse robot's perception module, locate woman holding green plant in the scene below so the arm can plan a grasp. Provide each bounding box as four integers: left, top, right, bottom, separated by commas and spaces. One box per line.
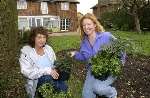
71, 13, 126, 98
19, 27, 68, 98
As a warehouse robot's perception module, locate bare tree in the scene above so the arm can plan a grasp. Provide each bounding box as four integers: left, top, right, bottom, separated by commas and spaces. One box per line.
122, 0, 150, 33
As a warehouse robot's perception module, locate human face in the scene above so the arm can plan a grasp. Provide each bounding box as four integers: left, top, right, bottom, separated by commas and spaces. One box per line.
82, 18, 96, 36
34, 34, 47, 48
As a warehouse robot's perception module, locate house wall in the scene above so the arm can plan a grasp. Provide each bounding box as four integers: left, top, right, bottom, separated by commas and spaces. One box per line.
18, 1, 78, 32
18, 1, 58, 16
55, 2, 78, 31
93, 0, 120, 20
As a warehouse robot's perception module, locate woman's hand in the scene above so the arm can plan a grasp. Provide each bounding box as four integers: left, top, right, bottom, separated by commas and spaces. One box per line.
50, 69, 59, 79
70, 51, 76, 57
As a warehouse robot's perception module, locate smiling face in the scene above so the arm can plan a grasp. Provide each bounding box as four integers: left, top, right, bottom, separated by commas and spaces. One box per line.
82, 18, 96, 36
34, 34, 47, 48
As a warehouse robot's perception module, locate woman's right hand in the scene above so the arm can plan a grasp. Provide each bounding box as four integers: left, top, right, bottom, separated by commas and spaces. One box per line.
50, 69, 59, 79
70, 51, 76, 57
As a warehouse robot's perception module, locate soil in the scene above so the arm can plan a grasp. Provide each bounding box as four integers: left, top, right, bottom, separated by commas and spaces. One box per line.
114, 54, 150, 98
57, 49, 150, 98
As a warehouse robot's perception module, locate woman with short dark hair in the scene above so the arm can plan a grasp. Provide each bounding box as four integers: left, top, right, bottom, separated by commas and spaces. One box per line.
19, 27, 68, 98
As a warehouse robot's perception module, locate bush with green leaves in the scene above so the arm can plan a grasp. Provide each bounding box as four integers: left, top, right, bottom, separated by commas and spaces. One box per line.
38, 83, 72, 98
54, 56, 73, 81
38, 74, 84, 98
100, 9, 134, 31
20, 30, 30, 44
91, 38, 127, 79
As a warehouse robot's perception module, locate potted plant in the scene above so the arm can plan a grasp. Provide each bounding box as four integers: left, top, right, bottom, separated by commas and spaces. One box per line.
91, 38, 127, 80
54, 55, 73, 81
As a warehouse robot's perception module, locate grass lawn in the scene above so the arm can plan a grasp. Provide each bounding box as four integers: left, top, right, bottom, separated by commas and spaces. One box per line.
0, 31, 150, 98
49, 31, 150, 55
48, 36, 80, 52
112, 31, 150, 56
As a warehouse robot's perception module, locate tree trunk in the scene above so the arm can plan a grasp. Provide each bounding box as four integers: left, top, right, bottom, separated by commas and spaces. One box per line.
0, 0, 18, 97
133, 13, 141, 33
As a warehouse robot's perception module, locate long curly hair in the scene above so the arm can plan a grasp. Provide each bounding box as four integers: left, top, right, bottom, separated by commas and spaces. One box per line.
79, 13, 105, 40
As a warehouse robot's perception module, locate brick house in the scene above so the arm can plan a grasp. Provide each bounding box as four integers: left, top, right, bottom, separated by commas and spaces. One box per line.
17, 0, 79, 32
91, 0, 120, 20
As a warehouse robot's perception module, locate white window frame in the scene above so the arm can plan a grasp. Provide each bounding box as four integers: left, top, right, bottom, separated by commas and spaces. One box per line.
61, 2, 69, 10
29, 18, 36, 27
60, 18, 70, 31
43, 17, 60, 28
18, 16, 60, 30
41, 2, 48, 14
18, 17, 29, 30
36, 18, 42, 27
17, 0, 27, 9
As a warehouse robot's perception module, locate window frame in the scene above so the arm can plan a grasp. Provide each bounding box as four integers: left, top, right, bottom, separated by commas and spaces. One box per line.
17, 1, 27, 9
18, 17, 29, 30
60, 18, 70, 31
41, 2, 48, 14
61, 2, 69, 10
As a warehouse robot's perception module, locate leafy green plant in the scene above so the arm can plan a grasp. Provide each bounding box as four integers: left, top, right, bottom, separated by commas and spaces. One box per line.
20, 30, 30, 44
54, 56, 73, 81
38, 83, 72, 98
38, 74, 84, 98
91, 38, 127, 79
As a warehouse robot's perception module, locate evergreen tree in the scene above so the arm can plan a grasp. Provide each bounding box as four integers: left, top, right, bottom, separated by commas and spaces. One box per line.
0, 0, 18, 67
0, 0, 19, 97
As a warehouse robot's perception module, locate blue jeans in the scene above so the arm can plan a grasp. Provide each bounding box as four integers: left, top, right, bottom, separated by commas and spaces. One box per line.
37, 75, 68, 92
82, 68, 117, 98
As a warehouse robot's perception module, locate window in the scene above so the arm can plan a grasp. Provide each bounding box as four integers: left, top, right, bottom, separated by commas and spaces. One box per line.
29, 18, 36, 27
17, 0, 27, 9
61, 2, 69, 10
60, 18, 70, 31
29, 18, 42, 27
18, 18, 28, 30
41, 2, 48, 14
43, 18, 59, 28
36, 18, 42, 27
18, 16, 60, 30
43, 18, 52, 28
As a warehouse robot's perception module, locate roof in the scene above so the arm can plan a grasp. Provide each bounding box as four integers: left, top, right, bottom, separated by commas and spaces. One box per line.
91, 4, 98, 9
53, 0, 79, 3
29, 0, 79, 3
91, 3, 113, 9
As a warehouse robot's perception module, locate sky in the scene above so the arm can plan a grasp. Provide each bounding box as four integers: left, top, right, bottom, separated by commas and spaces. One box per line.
77, 0, 98, 14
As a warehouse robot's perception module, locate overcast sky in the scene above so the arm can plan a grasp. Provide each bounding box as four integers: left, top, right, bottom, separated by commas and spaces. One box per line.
77, 0, 98, 14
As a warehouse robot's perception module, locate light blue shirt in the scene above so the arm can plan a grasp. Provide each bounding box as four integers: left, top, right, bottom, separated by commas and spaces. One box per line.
37, 53, 52, 69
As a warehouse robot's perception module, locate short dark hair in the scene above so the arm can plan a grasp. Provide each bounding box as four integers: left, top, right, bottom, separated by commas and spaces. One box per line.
28, 27, 48, 47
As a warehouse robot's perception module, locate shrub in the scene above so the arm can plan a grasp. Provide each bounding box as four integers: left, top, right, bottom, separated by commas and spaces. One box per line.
54, 54, 73, 81
20, 30, 30, 44
38, 83, 72, 98
91, 38, 128, 79
100, 9, 134, 31
48, 27, 60, 33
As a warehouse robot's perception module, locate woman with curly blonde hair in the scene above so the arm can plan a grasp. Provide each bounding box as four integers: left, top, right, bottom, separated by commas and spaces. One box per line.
71, 13, 120, 98
79, 13, 105, 39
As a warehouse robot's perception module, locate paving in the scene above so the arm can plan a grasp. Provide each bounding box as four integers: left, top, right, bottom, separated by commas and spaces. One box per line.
49, 32, 79, 36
